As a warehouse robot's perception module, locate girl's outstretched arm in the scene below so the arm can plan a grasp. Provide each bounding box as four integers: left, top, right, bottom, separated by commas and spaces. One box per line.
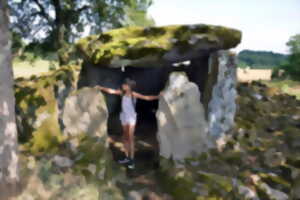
132, 91, 161, 101
96, 86, 122, 95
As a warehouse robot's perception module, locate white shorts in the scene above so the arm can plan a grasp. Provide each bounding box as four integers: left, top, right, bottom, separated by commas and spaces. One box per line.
120, 112, 137, 125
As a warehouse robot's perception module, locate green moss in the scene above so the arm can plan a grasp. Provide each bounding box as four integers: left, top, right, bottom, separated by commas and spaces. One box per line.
158, 169, 199, 200
76, 24, 242, 66
15, 65, 80, 153
28, 104, 64, 154
197, 171, 233, 194
75, 137, 107, 166
72, 136, 119, 182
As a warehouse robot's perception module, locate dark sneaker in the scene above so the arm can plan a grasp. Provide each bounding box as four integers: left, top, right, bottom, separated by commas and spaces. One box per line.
127, 160, 135, 169
118, 157, 130, 164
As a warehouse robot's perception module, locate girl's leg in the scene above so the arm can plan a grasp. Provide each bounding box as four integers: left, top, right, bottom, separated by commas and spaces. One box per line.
128, 124, 136, 160
122, 124, 130, 157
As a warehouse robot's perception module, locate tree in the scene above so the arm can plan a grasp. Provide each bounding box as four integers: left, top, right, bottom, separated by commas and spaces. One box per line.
9, 0, 153, 52
123, 0, 155, 27
238, 50, 287, 69
0, 0, 19, 199
281, 34, 300, 80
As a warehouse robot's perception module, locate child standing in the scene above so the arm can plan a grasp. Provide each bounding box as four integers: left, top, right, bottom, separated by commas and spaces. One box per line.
97, 78, 160, 169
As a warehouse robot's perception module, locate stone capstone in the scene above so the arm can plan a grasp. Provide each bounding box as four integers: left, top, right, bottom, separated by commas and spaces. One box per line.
156, 72, 210, 161
76, 24, 241, 67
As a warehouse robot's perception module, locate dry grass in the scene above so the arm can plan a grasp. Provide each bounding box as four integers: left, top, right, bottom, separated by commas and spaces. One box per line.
237, 68, 272, 82
13, 59, 58, 78
262, 79, 300, 100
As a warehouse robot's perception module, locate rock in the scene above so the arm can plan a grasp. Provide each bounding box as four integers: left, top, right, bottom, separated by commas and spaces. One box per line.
98, 185, 125, 200
50, 183, 100, 200
128, 191, 143, 200
156, 72, 209, 161
27, 156, 36, 170
15, 65, 80, 154
292, 177, 300, 199
87, 164, 97, 175
53, 155, 73, 168
263, 148, 285, 167
76, 24, 241, 67
257, 182, 289, 200
238, 185, 259, 200
68, 138, 80, 153
62, 87, 108, 138
252, 93, 263, 100
207, 51, 237, 142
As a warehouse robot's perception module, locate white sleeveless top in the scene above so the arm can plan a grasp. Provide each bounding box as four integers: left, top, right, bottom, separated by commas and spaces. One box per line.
121, 95, 136, 118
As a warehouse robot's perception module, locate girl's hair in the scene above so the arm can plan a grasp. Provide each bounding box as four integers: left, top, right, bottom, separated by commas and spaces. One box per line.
124, 78, 136, 89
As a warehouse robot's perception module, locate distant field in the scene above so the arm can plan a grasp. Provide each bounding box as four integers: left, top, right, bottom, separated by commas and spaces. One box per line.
262, 79, 300, 100
237, 68, 272, 82
13, 59, 57, 78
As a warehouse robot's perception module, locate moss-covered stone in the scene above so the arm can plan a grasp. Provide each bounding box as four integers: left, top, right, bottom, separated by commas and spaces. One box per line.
76, 24, 242, 67
15, 65, 80, 154
154, 82, 299, 199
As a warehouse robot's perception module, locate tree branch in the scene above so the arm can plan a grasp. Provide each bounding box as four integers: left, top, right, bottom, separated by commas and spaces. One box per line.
76, 5, 90, 13
32, 0, 51, 23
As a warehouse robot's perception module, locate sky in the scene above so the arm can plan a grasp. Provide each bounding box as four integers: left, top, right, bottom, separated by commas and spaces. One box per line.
148, 0, 300, 54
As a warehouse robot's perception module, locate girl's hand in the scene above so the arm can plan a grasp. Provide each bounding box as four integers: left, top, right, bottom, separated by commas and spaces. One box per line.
159, 91, 164, 97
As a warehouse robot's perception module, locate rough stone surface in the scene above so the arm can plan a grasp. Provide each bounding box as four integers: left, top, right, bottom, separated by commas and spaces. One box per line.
53, 155, 73, 168
15, 66, 80, 154
208, 51, 237, 143
76, 24, 242, 67
62, 87, 108, 138
156, 72, 209, 160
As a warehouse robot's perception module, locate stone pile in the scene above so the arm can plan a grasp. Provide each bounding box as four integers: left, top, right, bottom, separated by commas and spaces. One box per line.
156, 82, 300, 199
15, 81, 300, 199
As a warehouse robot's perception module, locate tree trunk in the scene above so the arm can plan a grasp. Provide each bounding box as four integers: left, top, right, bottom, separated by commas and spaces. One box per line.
52, 0, 64, 47
51, 0, 68, 65
0, 0, 19, 199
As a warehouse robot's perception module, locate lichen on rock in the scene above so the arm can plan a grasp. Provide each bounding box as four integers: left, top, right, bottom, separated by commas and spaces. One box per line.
62, 87, 108, 139
76, 24, 242, 67
156, 72, 210, 161
15, 65, 80, 154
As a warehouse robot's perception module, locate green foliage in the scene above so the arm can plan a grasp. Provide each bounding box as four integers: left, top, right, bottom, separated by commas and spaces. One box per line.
238, 50, 287, 69
8, 0, 153, 52
11, 31, 24, 55
122, 0, 155, 27
280, 34, 300, 80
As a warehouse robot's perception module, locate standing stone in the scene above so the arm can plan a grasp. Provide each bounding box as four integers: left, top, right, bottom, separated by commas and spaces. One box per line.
0, 1, 19, 198
62, 87, 108, 138
208, 51, 237, 146
156, 72, 209, 161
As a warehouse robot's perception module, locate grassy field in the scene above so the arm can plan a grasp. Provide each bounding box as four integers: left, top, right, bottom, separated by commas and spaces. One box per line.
262, 79, 300, 100
13, 59, 58, 78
